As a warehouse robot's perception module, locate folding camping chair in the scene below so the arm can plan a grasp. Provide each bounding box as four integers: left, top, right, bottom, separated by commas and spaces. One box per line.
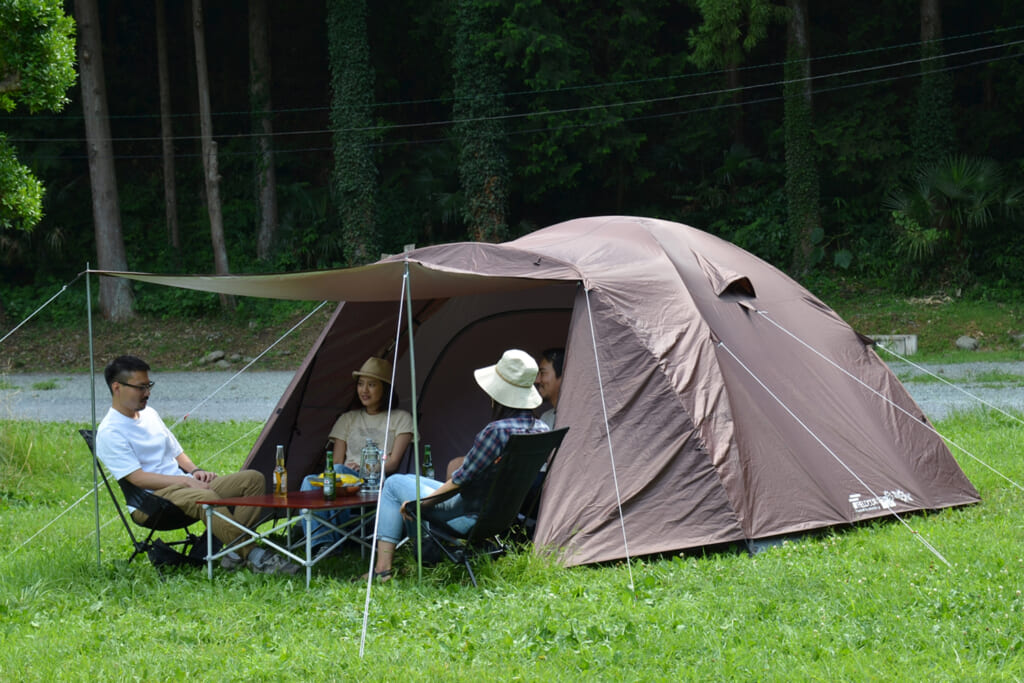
418, 427, 568, 586
79, 429, 202, 572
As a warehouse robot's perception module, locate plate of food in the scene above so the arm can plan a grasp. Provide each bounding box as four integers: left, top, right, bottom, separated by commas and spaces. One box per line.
310, 473, 363, 494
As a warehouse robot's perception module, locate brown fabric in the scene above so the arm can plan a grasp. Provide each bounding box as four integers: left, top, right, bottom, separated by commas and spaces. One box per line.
97, 216, 980, 567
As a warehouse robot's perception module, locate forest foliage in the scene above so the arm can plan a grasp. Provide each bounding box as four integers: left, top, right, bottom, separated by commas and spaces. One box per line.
2, 0, 1024, 322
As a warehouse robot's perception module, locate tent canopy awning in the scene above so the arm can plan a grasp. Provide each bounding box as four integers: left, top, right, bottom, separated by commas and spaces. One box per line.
91, 242, 585, 303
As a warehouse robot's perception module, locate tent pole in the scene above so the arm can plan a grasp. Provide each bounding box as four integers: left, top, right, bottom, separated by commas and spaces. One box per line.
86, 265, 101, 567
403, 260, 424, 583
359, 261, 419, 659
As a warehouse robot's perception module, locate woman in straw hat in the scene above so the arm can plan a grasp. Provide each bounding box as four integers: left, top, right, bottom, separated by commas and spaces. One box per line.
299, 357, 415, 551
360, 349, 550, 583
326, 356, 414, 476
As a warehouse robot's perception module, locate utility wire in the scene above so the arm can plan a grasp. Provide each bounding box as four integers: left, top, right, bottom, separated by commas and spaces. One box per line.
5, 33, 1022, 151
16, 47, 1022, 162
5, 22, 1023, 124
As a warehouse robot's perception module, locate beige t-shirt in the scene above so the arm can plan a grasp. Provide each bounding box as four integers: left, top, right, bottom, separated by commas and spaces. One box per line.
328, 408, 415, 462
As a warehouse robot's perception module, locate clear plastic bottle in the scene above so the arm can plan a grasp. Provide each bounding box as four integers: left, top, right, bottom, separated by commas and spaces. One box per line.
323, 448, 336, 501
361, 438, 380, 491
273, 444, 288, 496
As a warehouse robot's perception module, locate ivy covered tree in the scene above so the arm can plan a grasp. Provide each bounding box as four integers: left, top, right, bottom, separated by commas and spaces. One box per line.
452, 0, 508, 242
328, 0, 378, 265
0, 0, 76, 234
911, 0, 955, 166
783, 0, 820, 274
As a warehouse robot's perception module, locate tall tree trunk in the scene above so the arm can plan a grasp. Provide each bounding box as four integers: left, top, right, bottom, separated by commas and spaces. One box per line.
327, 0, 378, 265
155, 0, 180, 251
249, 0, 278, 261
452, 0, 508, 243
75, 0, 134, 320
912, 0, 954, 166
192, 0, 234, 309
784, 0, 820, 275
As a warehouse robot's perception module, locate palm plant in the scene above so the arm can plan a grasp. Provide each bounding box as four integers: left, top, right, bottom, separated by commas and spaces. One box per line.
884, 155, 1022, 272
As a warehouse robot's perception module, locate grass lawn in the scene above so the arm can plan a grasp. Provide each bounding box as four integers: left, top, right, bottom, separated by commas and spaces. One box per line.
1, 415, 1022, 681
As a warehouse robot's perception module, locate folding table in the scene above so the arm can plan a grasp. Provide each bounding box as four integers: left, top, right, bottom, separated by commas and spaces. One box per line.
198, 489, 378, 588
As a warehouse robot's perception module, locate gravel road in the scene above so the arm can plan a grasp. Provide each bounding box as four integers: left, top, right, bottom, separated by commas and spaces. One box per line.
0, 371, 296, 423
1, 361, 1022, 423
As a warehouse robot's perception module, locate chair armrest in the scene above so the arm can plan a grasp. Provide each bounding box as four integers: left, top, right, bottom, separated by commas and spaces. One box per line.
415, 486, 460, 511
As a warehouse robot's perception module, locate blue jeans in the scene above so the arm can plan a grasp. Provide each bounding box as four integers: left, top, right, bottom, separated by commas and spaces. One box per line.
377, 473, 475, 544
298, 464, 360, 548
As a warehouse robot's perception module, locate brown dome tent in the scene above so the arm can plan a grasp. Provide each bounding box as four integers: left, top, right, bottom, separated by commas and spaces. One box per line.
108, 216, 980, 566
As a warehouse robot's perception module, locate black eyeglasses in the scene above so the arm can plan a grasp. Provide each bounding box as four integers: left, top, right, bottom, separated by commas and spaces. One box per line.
120, 380, 155, 391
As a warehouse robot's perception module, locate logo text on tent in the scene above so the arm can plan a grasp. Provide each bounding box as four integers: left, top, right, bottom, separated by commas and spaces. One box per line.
848, 489, 914, 514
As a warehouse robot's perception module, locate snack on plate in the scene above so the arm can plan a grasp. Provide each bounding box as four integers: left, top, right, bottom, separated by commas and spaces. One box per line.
310, 473, 364, 488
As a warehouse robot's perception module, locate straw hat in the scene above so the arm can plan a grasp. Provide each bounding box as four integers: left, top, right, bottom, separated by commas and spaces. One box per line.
474, 349, 542, 409
352, 357, 393, 383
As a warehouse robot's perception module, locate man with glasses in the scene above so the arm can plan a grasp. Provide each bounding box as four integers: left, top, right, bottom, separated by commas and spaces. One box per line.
96, 355, 297, 574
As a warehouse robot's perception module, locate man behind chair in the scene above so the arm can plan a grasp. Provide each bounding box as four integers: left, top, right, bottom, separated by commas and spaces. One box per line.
95, 355, 296, 574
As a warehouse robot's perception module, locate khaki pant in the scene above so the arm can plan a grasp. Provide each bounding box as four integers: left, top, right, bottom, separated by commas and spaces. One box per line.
131, 470, 265, 557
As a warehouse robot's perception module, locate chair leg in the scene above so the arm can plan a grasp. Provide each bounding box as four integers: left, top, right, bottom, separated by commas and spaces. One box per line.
461, 554, 478, 587
129, 527, 160, 564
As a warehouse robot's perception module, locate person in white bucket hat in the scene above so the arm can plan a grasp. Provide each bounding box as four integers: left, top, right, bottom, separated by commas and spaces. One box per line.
358, 349, 550, 583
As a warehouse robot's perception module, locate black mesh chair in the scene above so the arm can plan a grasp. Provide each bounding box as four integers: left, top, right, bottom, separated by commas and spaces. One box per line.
79, 429, 202, 572
418, 427, 568, 586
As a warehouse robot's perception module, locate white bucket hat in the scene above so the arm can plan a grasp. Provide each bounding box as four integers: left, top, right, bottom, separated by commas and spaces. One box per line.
474, 349, 542, 410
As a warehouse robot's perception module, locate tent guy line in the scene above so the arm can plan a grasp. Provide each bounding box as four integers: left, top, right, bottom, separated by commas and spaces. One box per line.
879, 345, 1024, 429
755, 308, 1024, 494
165, 300, 330, 430
584, 286, 636, 591
5, 422, 265, 562
716, 340, 951, 567
0, 273, 81, 346
359, 266, 411, 659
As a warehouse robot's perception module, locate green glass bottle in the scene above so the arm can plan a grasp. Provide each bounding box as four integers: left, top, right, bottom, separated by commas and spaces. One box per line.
422, 444, 434, 480
323, 448, 336, 501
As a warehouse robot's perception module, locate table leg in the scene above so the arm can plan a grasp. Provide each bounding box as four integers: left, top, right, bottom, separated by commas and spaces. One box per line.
303, 508, 313, 590
204, 504, 214, 581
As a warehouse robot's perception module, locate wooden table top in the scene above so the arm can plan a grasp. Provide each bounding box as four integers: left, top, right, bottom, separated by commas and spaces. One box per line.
197, 489, 378, 510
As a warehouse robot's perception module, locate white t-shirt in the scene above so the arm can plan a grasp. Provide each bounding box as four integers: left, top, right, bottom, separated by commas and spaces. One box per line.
96, 406, 185, 482
328, 408, 415, 460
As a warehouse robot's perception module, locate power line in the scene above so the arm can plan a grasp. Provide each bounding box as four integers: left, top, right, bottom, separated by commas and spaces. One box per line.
4, 21, 1022, 125
13, 39, 1020, 162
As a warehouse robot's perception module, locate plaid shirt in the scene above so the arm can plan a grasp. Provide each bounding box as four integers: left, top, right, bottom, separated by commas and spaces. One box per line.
451, 411, 550, 486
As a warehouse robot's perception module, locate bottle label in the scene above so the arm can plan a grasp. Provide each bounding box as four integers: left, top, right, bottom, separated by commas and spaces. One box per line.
324, 455, 335, 499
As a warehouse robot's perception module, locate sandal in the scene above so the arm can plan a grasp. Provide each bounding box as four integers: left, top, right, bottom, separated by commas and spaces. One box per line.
352, 569, 393, 583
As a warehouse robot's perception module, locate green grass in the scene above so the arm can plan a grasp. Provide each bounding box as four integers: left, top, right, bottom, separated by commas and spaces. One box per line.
832, 294, 1024, 361
1, 417, 1023, 681
28, 380, 59, 391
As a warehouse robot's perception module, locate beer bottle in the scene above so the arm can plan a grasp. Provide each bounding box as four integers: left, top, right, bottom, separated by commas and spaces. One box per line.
422, 444, 434, 480
273, 444, 288, 496
323, 448, 336, 501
